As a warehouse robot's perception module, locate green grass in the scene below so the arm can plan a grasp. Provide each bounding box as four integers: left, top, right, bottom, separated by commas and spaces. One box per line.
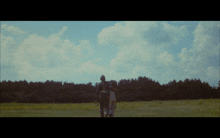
0, 99, 219, 117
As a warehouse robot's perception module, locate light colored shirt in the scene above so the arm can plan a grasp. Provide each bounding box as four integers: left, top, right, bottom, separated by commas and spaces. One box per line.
110, 91, 116, 102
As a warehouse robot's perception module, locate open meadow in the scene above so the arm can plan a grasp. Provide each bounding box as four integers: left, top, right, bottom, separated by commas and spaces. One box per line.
0, 99, 219, 117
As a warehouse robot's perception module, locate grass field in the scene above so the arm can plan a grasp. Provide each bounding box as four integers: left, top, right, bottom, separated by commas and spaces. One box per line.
0, 99, 219, 117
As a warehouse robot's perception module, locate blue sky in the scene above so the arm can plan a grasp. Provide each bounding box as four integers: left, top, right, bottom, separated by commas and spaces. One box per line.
1, 21, 219, 87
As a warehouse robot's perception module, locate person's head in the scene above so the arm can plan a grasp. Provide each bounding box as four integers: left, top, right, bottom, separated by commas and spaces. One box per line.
100, 75, 105, 82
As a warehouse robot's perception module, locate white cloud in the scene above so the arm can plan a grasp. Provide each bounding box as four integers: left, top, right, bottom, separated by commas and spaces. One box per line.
15, 65, 78, 82
98, 21, 188, 71
1, 34, 16, 66
1, 24, 7, 29
124, 21, 159, 33
98, 22, 134, 46
110, 44, 149, 73
158, 51, 174, 66
11, 26, 94, 81
161, 22, 189, 44
75, 60, 126, 83
13, 34, 51, 68
58, 26, 68, 36
132, 66, 148, 77
192, 21, 219, 56
94, 58, 102, 63
177, 48, 202, 74
206, 66, 219, 80
1, 24, 26, 34
78, 60, 106, 74
78, 40, 94, 56
176, 21, 219, 84
124, 21, 188, 46
62, 39, 94, 61
97, 21, 191, 84
98, 21, 189, 52
98, 21, 219, 86
178, 21, 219, 67
1, 33, 15, 47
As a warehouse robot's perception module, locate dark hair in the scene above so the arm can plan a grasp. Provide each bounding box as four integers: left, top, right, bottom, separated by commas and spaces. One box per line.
100, 75, 105, 81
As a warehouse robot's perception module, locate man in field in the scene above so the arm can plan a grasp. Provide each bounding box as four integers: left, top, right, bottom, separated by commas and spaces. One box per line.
95, 75, 111, 117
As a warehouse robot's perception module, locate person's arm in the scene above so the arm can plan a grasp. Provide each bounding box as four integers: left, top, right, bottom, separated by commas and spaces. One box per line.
115, 88, 119, 102
113, 88, 118, 109
95, 84, 99, 105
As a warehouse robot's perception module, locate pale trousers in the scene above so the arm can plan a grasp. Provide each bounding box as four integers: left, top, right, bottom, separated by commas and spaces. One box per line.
108, 102, 115, 117
100, 101, 116, 117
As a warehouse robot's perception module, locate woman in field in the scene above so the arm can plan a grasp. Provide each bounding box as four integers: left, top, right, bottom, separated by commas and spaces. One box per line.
108, 81, 118, 117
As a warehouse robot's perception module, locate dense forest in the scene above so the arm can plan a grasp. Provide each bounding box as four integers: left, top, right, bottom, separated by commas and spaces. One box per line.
0, 76, 219, 103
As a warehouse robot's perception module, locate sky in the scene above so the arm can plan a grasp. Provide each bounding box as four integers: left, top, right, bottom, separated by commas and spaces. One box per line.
1, 21, 219, 87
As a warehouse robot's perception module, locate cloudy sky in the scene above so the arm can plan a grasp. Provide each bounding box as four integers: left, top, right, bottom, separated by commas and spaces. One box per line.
1, 21, 219, 86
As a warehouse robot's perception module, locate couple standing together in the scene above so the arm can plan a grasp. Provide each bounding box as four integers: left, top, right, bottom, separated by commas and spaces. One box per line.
95, 75, 119, 117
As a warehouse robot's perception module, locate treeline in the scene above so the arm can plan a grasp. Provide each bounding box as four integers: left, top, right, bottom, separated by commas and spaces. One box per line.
117, 77, 220, 102
0, 80, 95, 103
0, 77, 219, 103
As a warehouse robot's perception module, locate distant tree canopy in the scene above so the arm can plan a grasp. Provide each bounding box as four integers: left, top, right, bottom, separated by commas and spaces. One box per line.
0, 77, 219, 103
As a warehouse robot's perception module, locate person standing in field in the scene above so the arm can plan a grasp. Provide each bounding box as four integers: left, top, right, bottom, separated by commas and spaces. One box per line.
108, 81, 119, 117
95, 75, 111, 117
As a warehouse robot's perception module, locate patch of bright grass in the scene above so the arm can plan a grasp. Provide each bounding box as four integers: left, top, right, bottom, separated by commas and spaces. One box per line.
0, 99, 219, 117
